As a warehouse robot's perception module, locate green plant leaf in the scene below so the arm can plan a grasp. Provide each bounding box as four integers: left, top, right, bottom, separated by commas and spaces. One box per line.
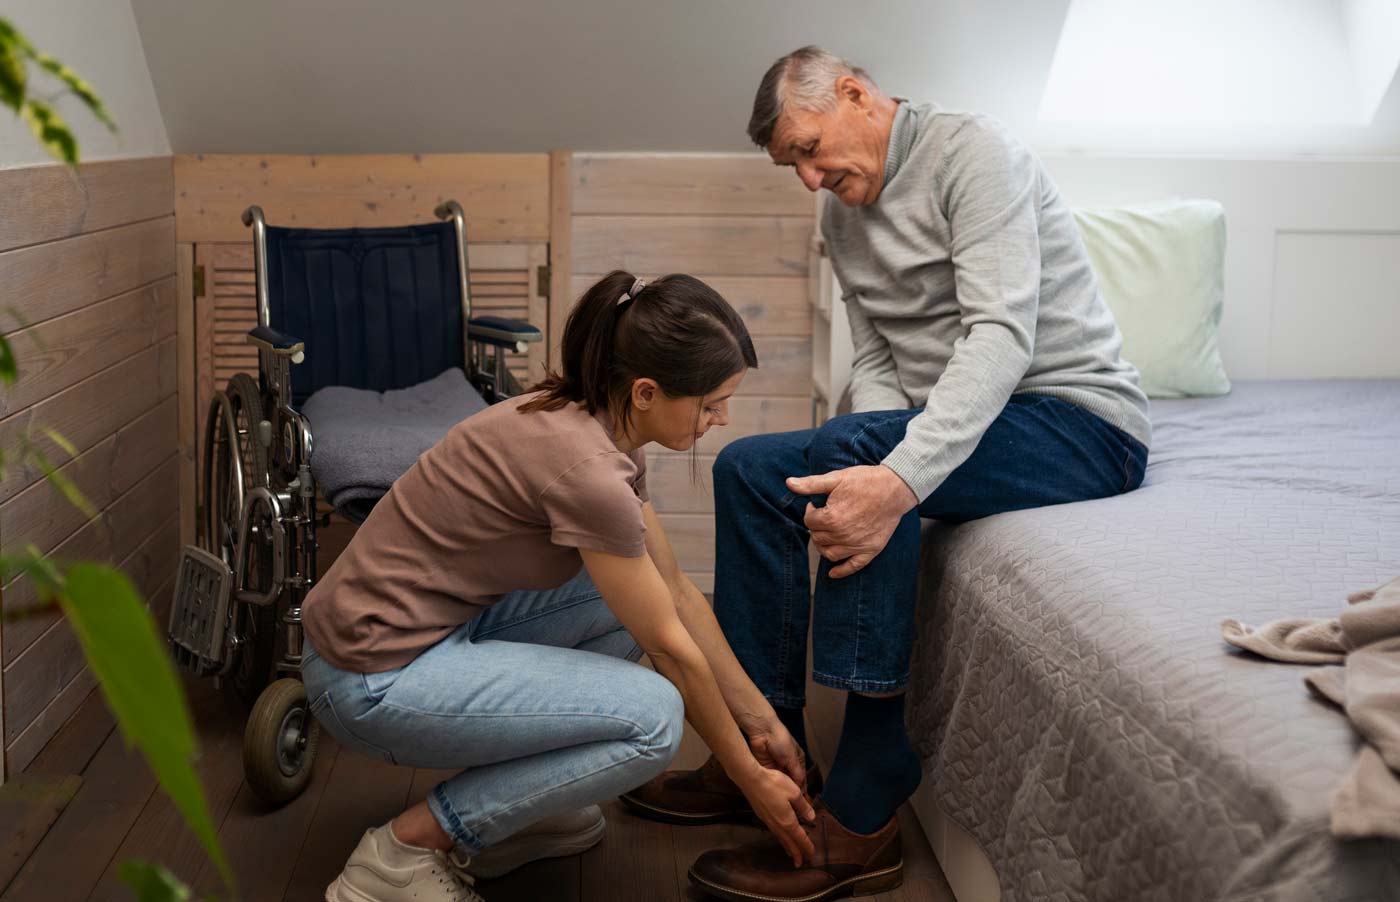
117, 860, 194, 902
0, 34, 25, 113
61, 564, 235, 895
32, 52, 114, 131
0, 18, 36, 55
0, 334, 17, 386
0, 545, 63, 599
40, 426, 78, 459
21, 98, 77, 165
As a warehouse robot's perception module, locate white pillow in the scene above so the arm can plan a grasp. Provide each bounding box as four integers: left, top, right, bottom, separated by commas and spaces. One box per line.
1073, 199, 1231, 398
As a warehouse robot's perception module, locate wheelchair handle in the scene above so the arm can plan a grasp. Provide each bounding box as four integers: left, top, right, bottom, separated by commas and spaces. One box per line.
435, 199, 473, 328
242, 205, 272, 328
434, 200, 464, 221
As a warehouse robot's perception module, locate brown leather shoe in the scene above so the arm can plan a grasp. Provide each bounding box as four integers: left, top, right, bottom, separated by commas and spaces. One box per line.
687, 799, 901, 902
619, 754, 823, 825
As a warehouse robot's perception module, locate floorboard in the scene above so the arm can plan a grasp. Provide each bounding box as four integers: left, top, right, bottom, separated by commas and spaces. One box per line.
280, 741, 414, 902
86, 685, 246, 901
0, 774, 82, 895
190, 732, 341, 902
1, 724, 157, 901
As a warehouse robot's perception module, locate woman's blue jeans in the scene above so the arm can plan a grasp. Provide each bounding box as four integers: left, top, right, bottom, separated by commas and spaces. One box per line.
713, 394, 1148, 706
301, 568, 684, 852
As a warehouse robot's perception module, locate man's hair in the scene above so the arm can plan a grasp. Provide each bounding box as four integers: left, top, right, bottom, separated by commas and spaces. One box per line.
747, 46, 877, 148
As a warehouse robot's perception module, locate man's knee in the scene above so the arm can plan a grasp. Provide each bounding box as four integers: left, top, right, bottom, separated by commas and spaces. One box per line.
808, 415, 875, 475
714, 434, 767, 489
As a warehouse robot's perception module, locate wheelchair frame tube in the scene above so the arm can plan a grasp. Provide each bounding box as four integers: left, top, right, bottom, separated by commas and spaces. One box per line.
242, 205, 271, 329
434, 200, 473, 361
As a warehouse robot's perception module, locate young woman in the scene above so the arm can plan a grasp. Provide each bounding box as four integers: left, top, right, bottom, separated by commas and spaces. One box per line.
302, 271, 815, 902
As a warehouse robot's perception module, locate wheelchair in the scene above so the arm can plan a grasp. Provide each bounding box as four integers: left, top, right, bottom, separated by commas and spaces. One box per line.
167, 200, 541, 804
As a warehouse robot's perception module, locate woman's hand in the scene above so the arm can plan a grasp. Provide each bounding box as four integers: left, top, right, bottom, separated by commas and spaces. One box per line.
735, 764, 817, 867
745, 721, 808, 789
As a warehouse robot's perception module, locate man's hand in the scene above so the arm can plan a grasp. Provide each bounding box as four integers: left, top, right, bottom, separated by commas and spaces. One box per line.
787, 465, 918, 578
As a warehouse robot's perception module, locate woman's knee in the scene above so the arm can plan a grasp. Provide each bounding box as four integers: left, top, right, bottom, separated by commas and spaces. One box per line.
625, 671, 685, 773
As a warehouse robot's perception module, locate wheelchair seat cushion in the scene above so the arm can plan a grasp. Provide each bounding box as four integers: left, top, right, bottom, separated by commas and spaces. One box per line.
302, 367, 488, 523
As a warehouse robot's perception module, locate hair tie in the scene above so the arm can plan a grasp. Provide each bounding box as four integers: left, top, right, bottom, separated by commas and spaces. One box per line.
616, 277, 647, 310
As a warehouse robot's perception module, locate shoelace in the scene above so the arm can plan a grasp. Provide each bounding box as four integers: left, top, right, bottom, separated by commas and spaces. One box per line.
431, 849, 484, 902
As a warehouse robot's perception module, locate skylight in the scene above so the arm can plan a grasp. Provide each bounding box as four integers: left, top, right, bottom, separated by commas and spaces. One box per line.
1040, 0, 1400, 127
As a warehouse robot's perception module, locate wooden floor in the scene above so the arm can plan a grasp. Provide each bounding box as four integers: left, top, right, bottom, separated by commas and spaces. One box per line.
1, 676, 955, 902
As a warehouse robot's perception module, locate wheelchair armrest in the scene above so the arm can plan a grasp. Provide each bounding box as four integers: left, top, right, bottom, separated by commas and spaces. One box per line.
248, 324, 306, 363
468, 316, 543, 350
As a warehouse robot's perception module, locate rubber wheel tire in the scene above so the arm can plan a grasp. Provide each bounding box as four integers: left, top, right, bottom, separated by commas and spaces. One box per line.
243, 678, 320, 806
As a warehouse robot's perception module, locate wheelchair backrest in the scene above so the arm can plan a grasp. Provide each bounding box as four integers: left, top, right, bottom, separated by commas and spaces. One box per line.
265, 221, 465, 406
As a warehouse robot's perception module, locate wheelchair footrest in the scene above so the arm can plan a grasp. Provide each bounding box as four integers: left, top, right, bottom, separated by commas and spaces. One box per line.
168, 545, 234, 677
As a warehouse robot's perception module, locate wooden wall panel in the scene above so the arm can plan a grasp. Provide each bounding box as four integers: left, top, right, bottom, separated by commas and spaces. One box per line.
2, 457, 178, 752
174, 154, 550, 244
0, 157, 173, 252
0, 338, 175, 505
568, 154, 814, 589
0, 156, 178, 778
572, 215, 810, 277
573, 154, 814, 217
0, 278, 177, 416
572, 274, 810, 337
646, 454, 717, 515
0, 218, 175, 327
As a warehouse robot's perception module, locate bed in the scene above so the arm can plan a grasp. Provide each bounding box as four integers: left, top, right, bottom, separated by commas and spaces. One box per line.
898, 380, 1400, 901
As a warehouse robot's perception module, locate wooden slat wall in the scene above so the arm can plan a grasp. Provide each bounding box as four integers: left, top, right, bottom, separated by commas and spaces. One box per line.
0, 157, 178, 778
173, 154, 550, 245
570, 154, 813, 592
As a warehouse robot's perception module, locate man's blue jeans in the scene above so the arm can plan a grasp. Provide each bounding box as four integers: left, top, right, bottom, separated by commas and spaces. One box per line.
713, 394, 1148, 706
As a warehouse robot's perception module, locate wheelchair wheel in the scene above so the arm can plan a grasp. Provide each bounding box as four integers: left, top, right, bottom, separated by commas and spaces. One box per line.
243, 677, 319, 806
205, 372, 268, 560
206, 372, 279, 709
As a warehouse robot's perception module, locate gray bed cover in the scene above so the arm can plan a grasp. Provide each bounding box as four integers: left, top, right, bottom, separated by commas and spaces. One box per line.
908, 381, 1400, 902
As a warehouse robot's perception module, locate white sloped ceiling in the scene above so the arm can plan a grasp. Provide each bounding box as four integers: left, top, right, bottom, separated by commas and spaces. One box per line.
129, 0, 1399, 156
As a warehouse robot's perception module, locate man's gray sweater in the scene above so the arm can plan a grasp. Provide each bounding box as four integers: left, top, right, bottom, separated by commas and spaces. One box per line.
821, 102, 1152, 500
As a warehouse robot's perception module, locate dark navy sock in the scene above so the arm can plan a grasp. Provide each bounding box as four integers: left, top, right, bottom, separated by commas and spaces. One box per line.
774, 705, 810, 758
821, 693, 921, 834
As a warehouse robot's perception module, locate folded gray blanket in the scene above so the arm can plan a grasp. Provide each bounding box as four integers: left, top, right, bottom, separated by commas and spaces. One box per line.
301, 367, 487, 522
1223, 575, 1400, 840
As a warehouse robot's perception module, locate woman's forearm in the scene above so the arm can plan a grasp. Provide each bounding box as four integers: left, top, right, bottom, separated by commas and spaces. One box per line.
671, 578, 778, 735
646, 622, 763, 784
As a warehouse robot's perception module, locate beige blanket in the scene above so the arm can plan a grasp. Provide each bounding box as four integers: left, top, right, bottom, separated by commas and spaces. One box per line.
1223, 576, 1400, 840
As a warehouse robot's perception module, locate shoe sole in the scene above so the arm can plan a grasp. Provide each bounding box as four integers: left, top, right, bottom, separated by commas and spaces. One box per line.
325, 875, 380, 902
686, 861, 903, 902
618, 792, 756, 826
471, 814, 608, 880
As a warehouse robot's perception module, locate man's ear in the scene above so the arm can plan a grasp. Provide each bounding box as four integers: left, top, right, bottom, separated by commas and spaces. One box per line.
836, 74, 869, 109
632, 378, 658, 410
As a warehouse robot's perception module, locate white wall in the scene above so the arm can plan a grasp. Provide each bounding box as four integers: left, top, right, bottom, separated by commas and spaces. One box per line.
0, 0, 170, 168
1045, 156, 1400, 381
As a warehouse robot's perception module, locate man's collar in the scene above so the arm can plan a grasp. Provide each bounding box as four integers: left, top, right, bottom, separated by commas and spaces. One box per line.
883, 100, 917, 187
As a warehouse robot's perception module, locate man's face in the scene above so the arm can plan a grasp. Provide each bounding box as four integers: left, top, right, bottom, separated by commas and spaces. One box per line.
766, 79, 887, 207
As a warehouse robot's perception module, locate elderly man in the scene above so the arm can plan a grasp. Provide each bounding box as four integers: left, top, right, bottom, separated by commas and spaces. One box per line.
624, 46, 1151, 900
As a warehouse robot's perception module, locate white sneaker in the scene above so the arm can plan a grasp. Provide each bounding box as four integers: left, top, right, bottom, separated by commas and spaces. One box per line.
469, 806, 607, 879
326, 823, 484, 902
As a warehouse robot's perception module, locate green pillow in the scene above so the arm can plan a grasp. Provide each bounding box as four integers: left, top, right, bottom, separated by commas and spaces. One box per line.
1073, 199, 1231, 398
